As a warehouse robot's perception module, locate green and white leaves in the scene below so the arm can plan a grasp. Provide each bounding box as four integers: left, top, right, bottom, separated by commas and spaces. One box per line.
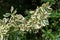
0, 2, 52, 40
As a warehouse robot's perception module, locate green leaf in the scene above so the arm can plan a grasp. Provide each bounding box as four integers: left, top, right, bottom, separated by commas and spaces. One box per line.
3, 13, 11, 17
50, 11, 60, 18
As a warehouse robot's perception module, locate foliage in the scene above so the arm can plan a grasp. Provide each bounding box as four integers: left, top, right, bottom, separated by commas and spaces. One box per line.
0, 1, 60, 40
0, 2, 54, 40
